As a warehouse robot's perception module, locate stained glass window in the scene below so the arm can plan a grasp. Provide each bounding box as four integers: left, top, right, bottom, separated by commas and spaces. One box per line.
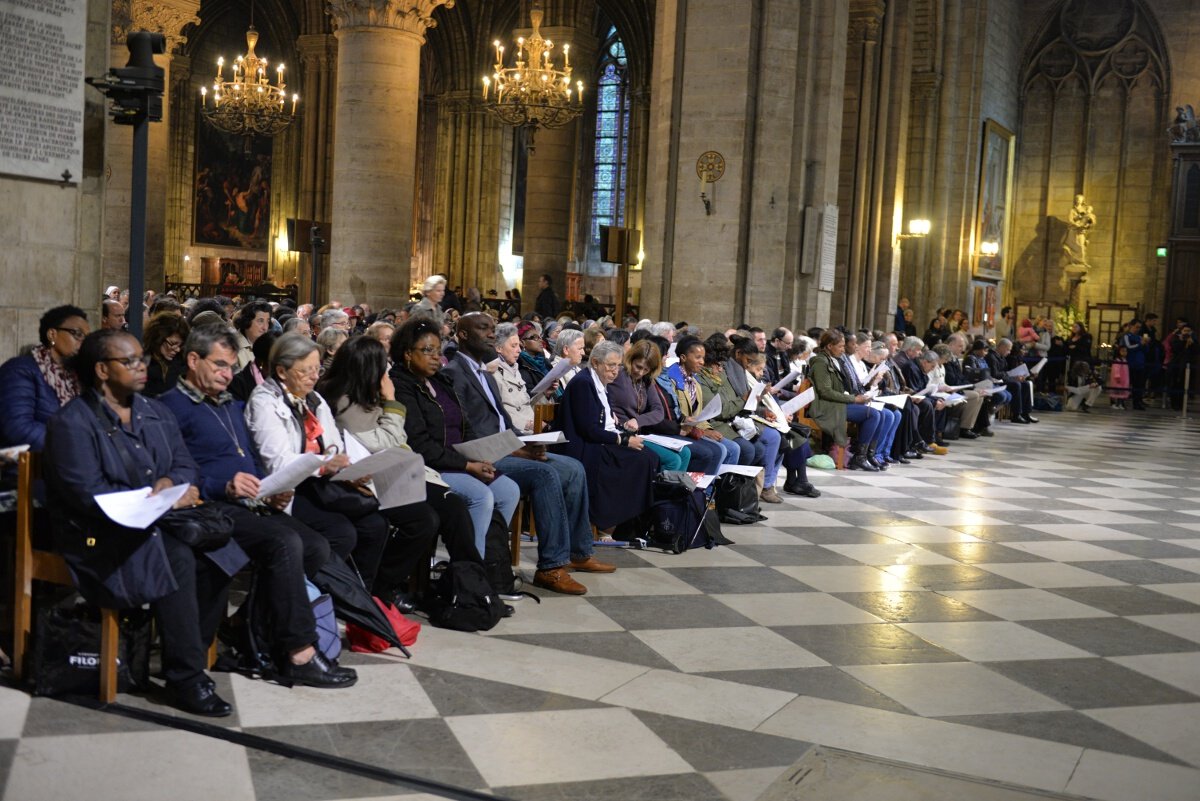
591, 26, 629, 245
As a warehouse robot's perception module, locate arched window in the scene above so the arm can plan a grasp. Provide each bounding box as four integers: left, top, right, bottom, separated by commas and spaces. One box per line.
590, 26, 629, 245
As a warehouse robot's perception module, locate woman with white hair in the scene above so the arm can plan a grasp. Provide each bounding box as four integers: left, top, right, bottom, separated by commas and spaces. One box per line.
552, 328, 586, 395
410, 274, 447, 332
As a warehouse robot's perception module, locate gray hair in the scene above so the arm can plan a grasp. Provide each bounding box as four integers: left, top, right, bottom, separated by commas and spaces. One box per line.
269, 332, 320, 376
589, 340, 624, 365
323, 309, 349, 327
281, 317, 309, 334
495, 322, 519, 344
650, 321, 675, 338
946, 332, 968, 348
901, 335, 925, 352
555, 328, 584, 357
917, 350, 939, 364
796, 335, 818, 356
183, 324, 238, 358
316, 327, 348, 355
869, 341, 889, 359
422, 274, 447, 293
634, 318, 653, 331
997, 337, 1013, 348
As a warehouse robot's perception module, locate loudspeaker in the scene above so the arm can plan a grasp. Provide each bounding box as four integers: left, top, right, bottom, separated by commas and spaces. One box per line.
598, 226, 641, 264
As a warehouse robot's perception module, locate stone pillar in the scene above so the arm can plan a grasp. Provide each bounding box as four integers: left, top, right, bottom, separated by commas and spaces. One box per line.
164, 52, 192, 285
104, 0, 200, 298
326, 0, 450, 309
296, 34, 337, 300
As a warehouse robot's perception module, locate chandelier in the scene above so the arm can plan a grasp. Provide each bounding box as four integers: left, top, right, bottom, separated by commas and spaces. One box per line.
481, 2, 583, 146
199, 10, 297, 138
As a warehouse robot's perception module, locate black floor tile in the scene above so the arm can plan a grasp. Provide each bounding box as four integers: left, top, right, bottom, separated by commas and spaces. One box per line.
493, 631, 677, 670
1046, 586, 1200, 616
662, 567, 817, 594
833, 591, 1002, 623
497, 772, 729, 801
705, 667, 911, 713
777, 527, 903, 545
1090, 540, 1200, 559
19, 697, 162, 738
1063, 560, 1200, 585
958, 526, 1071, 542
771, 623, 967, 665
984, 658, 1200, 709
584, 595, 757, 630
728, 545, 866, 566
408, 665, 608, 716
877, 563, 1030, 591
0, 739, 15, 791
919, 541, 1053, 564
632, 710, 813, 772
247, 748, 427, 801
1017, 617, 1200, 657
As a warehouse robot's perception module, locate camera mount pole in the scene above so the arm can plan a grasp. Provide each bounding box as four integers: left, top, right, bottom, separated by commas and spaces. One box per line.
309, 225, 325, 308
128, 112, 149, 339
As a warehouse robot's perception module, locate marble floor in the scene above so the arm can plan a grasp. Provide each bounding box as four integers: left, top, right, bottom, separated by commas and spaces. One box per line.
3, 404, 1200, 801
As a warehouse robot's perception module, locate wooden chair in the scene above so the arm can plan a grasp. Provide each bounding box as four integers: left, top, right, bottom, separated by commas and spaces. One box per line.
12, 451, 120, 702
509, 402, 558, 567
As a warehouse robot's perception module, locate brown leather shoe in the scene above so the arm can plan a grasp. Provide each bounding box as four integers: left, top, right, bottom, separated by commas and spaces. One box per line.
569, 555, 616, 573
760, 487, 783, 504
533, 568, 588, 595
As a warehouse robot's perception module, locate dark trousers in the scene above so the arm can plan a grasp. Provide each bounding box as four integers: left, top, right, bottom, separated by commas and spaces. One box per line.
683, 436, 726, 473
1004, 380, 1028, 417
155, 533, 232, 688
913, 398, 936, 444
291, 493, 389, 593
226, 504, 326, 655
1130, 365, 1147, 407
375, 483, 480, 595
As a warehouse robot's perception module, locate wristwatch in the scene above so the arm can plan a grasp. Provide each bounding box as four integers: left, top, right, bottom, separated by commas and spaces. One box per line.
618, 431, 631, 446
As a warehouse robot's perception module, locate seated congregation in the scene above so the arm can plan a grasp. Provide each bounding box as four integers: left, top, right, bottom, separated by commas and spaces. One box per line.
1, 293, 1046, 718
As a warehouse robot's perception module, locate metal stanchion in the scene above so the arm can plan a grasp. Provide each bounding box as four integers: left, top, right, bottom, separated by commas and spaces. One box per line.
1182, 363, 1192, 420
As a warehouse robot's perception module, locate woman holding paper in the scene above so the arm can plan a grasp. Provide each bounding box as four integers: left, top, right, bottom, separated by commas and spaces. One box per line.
809, 329, 883, 472
390, 319, 520, 557
719, 338, 784, 500
317, 336, 480, 603
673, 336, 742, 466
245, 334, 391, 591
556, 341, 658, 533
607, 339, 692, 472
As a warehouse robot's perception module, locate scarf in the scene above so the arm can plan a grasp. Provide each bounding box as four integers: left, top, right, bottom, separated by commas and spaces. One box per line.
32, 345, 80, 407
280, 380, 324, 454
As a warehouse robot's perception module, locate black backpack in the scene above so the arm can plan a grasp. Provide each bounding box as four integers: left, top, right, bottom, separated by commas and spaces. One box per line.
426, 561, 506, 632
647, 478, 711, 553
715, 473, 763, 525
483, 510, 517, 595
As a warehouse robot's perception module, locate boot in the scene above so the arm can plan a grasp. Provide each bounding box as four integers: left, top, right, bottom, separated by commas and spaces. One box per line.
849, 449, 879, 472
866, 445, 888, 471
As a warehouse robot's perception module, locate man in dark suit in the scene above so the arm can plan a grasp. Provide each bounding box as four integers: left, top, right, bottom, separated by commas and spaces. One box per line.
444, 313, 614, 595
892, 335, 943, 454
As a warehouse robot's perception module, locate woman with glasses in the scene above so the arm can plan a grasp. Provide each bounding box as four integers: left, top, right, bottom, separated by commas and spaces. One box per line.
556, 341, 659, 537
142, 313, 190, 397
245, 334, 391, 591
390, 319, 520, 558
0, 304, 90, 450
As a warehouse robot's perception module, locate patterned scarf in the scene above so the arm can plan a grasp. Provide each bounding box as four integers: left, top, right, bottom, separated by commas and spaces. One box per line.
31, 345, 80, 406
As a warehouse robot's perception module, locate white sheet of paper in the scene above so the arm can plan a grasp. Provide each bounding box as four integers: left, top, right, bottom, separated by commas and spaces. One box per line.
343, 432, 372, 463
519, 431, 567, 445
690, 393, 724, 424
0, 444, 30, 460
687, 471, 715, 489
1006, 363, 1030, 379
257, 453, 328, 499
756, 393, 793, 432
528, 358, 576, 397
642, 434, 689, 452
778, 386, 816, 416
453, 429, 525, 464
946, 383, 974, 391
862, 388, 880, 400
875, 393, 909, 408
718, 463, 763, 479
662, 357, 679, 369
95, 483, 191, 530
913, 382, 937, 398
364, 450, 428, 510
1030, 357, 1048, 376
667, 342, 677, 359
742, 380, 765, 412
772, 369, 801, 391
974, 379, 994, 391
337, 445, 412, 484
865, 362, 888, 385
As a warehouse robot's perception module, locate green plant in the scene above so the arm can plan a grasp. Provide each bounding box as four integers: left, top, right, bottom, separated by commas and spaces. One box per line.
1055, 304, 1082, 335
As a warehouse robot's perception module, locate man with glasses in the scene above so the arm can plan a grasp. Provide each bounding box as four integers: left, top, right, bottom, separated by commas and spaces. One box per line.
45, 330, 249, 716
159, 326, 357, 691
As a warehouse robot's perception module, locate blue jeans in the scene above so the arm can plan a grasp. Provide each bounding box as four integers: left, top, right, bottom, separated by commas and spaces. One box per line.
844, 404, 880, 451
645, 440, 691, 472
874, 407, 902, 459
442, 472, 520, 558
682, 436, 727, 473
495, 453, 592, 570
756, 426, 783, 486
732, 436, 757, 465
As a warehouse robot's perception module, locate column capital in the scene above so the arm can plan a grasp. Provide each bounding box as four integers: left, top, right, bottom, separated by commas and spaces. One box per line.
910, 71, 942, 100
297, 33, 338, 69
326, 0, 454, 40
848, 0, 885, 44
112, 0, 201, 52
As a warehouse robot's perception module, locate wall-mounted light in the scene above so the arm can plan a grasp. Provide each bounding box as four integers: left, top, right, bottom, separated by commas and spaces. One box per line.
897, 219, 931, 240
979, 240, 1000, 257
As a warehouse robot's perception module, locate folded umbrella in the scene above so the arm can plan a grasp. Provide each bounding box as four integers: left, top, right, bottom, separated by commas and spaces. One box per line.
312, 555, 412, 659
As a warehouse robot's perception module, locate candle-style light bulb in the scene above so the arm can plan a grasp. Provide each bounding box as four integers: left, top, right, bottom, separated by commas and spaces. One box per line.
482, 75, 490, 99
563, 43, 570, 67
200, 85, 207, 107
291, 93, 298, 113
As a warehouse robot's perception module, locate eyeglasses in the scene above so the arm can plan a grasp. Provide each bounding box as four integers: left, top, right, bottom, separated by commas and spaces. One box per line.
203, 357, 236, 373
55, 327, 87, 341
106, 355, 151, 369
288, 364, 321, 377
412, 345, 440, 356
598, 360, 622, 371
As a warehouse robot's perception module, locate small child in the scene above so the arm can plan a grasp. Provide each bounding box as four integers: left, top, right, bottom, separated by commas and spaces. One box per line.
1108, 345, 1131, 409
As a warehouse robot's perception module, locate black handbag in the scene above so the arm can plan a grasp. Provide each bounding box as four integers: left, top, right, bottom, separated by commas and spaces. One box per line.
300, 476, 380, 519
158, 503, 235, 551
32, 602, 152, 696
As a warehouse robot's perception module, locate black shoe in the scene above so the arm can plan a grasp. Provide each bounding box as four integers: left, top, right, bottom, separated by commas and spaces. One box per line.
850, 455, 879, 472
1012, 416, 1030, 424
978, 428, 994, 437
280, 650, 358, 689
894, 454, 911, 464
385, 591, 419, 615
784, 479, 821, 498
168, 678, 233, 717
960, 430, 979, 439
502, 604, 516, 618
905, 450, 924, 460
1026, 415, 1039, 423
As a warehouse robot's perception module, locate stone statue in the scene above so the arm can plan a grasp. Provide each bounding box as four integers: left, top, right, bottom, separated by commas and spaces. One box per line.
1060, 193, 1095, 293
1169, 105, 1200, 143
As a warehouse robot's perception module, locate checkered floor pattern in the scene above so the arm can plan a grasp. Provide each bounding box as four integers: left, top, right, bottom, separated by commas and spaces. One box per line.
2, 405, 1200, 801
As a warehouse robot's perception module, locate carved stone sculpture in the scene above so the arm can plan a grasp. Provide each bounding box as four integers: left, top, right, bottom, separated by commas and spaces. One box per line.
1169, 105, 1200, 143
1060, 193, 1095, 293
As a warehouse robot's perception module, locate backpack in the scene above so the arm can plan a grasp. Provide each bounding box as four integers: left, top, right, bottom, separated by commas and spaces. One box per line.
646, 478, 711, 553
483, 510, 517, 595
426, 561, 506, 632
715, 473, 762, 525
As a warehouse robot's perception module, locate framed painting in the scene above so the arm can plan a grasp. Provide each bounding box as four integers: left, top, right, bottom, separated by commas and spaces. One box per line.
975, 119, 1015, 281
193, 125, 272, 250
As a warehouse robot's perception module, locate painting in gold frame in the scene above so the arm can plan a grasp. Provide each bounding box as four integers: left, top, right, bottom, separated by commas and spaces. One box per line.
975, 119, 1015, 282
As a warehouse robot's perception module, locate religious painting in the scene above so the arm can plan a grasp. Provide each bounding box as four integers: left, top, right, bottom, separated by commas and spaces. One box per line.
975, 119, 1015, 281
193, 126, 272, 250
972, 286, 985, 327
985, 284, 998, 327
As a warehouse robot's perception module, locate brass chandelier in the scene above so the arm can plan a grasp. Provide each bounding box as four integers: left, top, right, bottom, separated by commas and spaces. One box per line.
482, 2, 584, 145
199, 7, 297, 138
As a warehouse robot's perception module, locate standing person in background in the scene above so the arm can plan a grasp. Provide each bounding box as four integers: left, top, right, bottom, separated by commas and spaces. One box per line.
894, 298, 910, 334
1120, 319, 1147, 410
995, 307, 1015, 342
535, 274, 560, 319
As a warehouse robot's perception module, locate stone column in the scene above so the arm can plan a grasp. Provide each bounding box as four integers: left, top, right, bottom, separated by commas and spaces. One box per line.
296, 34, 337, 302
104, 0, 200, 298
326, 0, 451, 310
164, 52, 192, 285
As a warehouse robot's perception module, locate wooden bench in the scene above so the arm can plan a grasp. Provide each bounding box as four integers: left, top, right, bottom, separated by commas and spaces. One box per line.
12, 451, 120, 702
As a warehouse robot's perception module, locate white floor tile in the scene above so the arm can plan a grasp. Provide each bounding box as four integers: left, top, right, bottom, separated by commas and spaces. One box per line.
1144, 582, 1200, 604
1073, 486, 1169, 500
928, 497, 1027, 512
0, 686, 31, 739
1153, 558, 1200, 576
712, 592, 884, 626
231, 664, 438, 728
632, 626, 828, 672
790, 497, 881, 511
865, 525, 982, 543
901, 510, 1011, 527
480, 596, 625, 635
756, 696, 1082, 793
838, 474, 936, 488
1086, 703, 1200, 766
1065, 750, 1200, 801
1051, 498, 1159, 512
822, 543, 957, 566
1024, 523, 1147, 541
897, 621, 1093, 661
1084, 477, 1165, 489
1127, 613, 1200, 644
816, 485, 907, 499
842, 663, 1068, 717
1043, 510, 1156, 525
771, 565, 925, 593
703, 767, 791, 801
710, 526, 812, 545
1001, 541, 1141, 562
974, 562, 1126, 588
958, 485, 1045, 499
747, 510, 852, 527
599, 669, 795, 731
964, 476, 1058, 488
446, 707, 692, 787
942, 589, 1114, 620
1109, 653, 1200, 696
3, 730, 253, 801
572, 567, 704, 596
627, 546, 765, 568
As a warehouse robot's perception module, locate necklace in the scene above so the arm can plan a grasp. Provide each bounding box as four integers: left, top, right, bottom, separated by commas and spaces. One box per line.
203, 401, 245, 457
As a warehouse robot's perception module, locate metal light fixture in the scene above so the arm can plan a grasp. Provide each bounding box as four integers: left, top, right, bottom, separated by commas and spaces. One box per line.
199, 2, 297, 137
898, 218, 931, 240
482, 1, 583, 150
979, 240, 1000, 257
